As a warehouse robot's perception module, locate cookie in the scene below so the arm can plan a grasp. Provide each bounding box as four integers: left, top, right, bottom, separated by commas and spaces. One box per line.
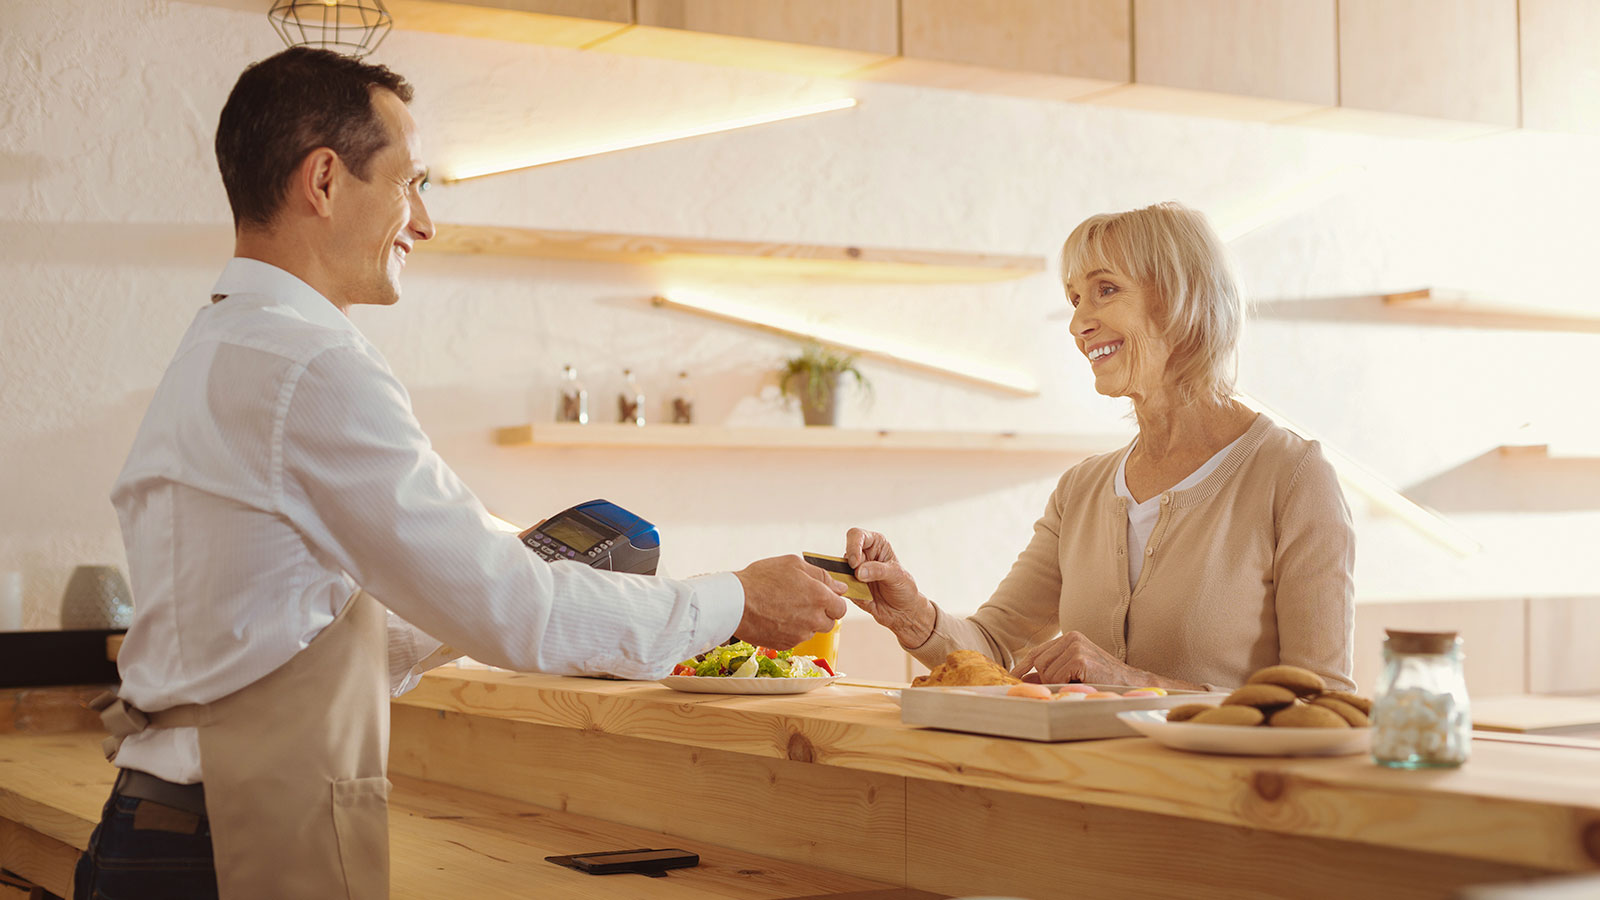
1246, 665, 1325, 696
1164, 703, 1214, 723
1190, 706, 1265, 726
1320, 691, 1373, 715
1311, 696, 1370, 727
1222, 683, 1297, 710
1269, 703, 1349, 729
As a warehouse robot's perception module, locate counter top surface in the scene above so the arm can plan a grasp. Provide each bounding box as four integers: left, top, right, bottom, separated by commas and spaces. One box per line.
397, 669, 1600, 873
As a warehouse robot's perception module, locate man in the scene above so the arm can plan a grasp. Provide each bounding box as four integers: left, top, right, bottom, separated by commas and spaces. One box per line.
74, 47, 846, 900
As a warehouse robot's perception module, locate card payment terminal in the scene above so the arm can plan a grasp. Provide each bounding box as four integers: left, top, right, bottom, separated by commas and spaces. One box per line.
518, 499, 660, 575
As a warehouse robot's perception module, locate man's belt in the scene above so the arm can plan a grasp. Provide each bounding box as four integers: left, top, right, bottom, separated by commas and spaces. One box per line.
115, 768, 208, 817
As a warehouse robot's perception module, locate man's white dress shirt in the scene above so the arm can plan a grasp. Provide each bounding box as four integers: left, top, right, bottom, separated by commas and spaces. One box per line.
111, 258, 743, 783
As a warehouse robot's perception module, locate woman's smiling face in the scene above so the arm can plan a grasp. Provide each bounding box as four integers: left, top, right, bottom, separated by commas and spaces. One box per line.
1064, 262, 1173, 402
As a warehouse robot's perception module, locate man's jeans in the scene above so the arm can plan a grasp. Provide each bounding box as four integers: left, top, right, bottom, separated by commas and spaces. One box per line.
73, 789, 217, 899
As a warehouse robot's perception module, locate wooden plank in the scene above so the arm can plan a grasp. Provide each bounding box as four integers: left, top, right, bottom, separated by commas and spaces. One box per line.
1352, 598, 1527, 699
386, 774, 901, 900
1521, 0, 1600, 134
1337, 0, 1520, 127
590, 1, 897, 79
904, 779, 1554, 900
634, 0, 899, 55
1528, 597, 1600, 694
1473, 696, 1600, 736
1132, 0, 1338, 105
389, 705, 908, 885
1085, 84, 1328, 123
1381, 289, 1600, 334
0, 819, 79, 900
896, 0, 1130, 83
0, 731, 904, 900
492, 423, 1124, 455
850, 56, 1121, 103
420, 223, 1046, 284
0, 688, 106, 737
380, 0, 631, 47
394, 671, 1600, 871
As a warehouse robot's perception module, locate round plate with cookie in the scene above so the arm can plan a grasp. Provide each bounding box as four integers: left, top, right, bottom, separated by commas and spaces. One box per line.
1116, 665, 1373, 757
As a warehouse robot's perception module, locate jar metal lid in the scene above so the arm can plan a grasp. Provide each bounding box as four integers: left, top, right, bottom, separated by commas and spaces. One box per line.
1384, 629, 1460, 654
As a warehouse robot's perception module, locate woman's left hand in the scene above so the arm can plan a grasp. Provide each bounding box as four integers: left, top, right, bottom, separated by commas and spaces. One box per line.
1009, 631, 1153, 686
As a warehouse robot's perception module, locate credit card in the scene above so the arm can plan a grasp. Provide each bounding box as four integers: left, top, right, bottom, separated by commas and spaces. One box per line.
803, 552, 872, 602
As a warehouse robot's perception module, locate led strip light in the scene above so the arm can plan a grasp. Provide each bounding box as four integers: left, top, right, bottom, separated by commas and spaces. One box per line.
443, 97, 858, 183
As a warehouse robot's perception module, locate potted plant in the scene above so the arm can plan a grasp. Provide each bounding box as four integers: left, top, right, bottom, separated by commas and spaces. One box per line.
779, 343, 870, 426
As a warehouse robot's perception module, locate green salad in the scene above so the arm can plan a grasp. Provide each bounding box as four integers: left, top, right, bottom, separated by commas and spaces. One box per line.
672, 641, 833, 678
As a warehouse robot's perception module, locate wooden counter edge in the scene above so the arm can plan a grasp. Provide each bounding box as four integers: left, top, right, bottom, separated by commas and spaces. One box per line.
395, 669, 1600, 873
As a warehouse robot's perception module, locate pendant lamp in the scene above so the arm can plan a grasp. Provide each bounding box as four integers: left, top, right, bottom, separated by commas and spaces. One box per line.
267, 0, 393, 58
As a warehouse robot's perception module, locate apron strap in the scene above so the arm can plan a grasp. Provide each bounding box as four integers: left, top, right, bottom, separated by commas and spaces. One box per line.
90, 691, 207, 762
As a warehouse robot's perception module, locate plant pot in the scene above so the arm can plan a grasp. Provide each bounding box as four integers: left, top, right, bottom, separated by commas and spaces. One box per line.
796, 372, 842, 427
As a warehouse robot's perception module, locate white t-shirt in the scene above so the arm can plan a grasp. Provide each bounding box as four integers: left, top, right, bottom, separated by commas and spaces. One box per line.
1114, 434, 1246, 591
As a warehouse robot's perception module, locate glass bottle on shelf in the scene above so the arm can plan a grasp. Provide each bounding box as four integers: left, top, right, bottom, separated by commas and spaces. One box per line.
669, 370, 694, 424
1371, 629, 1471, 769
556, 364, 588, 424
618, 368, 645, 426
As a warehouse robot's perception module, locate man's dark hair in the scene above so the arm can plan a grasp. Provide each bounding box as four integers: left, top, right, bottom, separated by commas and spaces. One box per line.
215, 47, 413, 229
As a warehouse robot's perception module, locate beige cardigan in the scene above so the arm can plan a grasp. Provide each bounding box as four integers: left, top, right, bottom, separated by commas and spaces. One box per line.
910, 414, 1356, 692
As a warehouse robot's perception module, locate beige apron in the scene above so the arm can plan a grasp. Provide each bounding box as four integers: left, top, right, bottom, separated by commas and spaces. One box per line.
98, 589, 390, 900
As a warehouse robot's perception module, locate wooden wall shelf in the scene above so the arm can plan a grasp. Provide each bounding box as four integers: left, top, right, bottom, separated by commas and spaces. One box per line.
494, 423, 1125, 454
423, 223, 1046, 283
1382, 289, 1600, 334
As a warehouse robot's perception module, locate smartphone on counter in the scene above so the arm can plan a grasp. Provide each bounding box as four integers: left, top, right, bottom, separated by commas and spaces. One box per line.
556, 848, 699, 876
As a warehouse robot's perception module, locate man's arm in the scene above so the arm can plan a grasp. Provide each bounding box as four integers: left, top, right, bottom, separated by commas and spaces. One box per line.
278, 346, 746, 679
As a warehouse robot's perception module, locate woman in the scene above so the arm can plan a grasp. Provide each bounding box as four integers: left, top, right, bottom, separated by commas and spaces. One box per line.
846, 202, 1355, 692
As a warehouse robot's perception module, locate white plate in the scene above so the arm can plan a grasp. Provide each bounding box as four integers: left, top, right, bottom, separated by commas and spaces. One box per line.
658, 674, 843, 694
1117, 709, 1372, 757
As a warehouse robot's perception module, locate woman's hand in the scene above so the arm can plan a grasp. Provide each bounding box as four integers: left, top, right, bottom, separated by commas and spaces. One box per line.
1010, 631, 1155, 686
843, 527, 936, 647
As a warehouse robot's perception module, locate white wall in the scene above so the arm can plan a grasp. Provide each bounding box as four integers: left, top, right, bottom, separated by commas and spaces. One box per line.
3, 1, 1597, 678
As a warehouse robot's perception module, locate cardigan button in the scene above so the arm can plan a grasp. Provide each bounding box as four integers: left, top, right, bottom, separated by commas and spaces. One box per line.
1145, 547, 1154, 557
1161, 493, 1171, 504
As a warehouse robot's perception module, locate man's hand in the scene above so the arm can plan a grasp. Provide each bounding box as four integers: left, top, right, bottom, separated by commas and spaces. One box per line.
732, 555, 848, 650
843, 527, 936, 648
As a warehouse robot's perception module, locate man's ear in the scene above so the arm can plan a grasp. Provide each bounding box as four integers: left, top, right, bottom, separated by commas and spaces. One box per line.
295, 147, 340, 220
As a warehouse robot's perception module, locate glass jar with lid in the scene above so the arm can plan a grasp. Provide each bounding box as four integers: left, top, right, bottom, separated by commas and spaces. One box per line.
1371, 629, 1471, 768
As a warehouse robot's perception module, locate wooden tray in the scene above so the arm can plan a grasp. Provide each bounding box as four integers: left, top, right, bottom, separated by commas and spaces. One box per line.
900, 684, 1221, 742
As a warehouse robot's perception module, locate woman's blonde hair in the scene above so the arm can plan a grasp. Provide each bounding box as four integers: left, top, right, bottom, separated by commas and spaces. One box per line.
1060, 201, 1242, 405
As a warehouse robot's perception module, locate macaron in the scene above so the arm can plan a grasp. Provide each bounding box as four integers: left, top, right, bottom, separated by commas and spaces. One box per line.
1006, 683, 1053, 699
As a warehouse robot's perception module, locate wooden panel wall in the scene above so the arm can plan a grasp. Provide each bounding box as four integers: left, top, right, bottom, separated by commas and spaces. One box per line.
898, 0, 1129, 82
636, 0, 900, 54
1135, 0, 1338, 103
1352, 598, 1527, 698
1527, 597, 1600, 694
1520, 0, 1600, 134
1338, 0, 1520, 127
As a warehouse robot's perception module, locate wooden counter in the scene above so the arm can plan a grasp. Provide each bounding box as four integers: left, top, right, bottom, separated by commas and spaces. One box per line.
389, 670, 1600, 899
0, 729, 908, 899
